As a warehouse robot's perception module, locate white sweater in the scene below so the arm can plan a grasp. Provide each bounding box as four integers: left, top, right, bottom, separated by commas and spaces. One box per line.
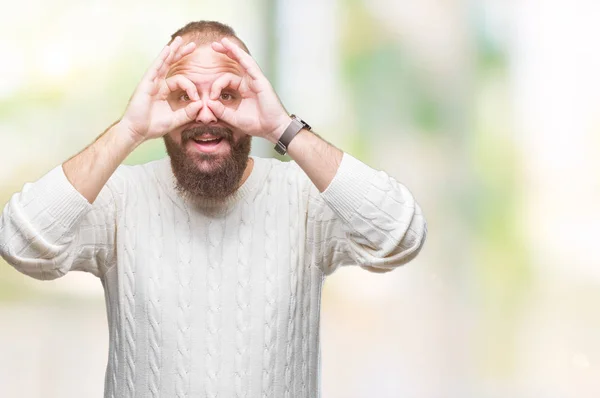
0, 153, 426, 398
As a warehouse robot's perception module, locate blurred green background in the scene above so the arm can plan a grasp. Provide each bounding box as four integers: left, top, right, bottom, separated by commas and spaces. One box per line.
2, 0, 600, 397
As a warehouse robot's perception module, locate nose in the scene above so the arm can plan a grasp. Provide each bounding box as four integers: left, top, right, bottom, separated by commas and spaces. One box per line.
195, 101, 218, 125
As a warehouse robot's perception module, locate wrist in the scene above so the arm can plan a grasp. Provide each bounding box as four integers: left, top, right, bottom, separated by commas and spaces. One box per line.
115, 120, 147, 147
272, 114, 312, 156
112, 121, 146, 149
267, 115, 293, 144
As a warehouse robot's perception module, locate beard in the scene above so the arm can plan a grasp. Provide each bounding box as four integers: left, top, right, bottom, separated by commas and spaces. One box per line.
163, 125, 252, 202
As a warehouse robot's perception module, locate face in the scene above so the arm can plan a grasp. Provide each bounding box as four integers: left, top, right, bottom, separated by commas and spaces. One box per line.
163, 43, 252, 201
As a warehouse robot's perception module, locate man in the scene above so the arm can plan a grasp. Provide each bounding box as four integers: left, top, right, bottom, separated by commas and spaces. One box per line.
0, 21, 426, 398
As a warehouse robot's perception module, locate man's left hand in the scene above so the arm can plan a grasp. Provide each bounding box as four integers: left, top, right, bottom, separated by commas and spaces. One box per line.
207, 38, 291, 143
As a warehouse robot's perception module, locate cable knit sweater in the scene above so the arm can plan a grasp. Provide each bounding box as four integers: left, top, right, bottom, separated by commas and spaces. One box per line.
0, 153, 426, 398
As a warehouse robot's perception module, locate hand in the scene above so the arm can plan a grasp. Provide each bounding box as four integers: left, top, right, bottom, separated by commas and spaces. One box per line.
120, 36, 203, 143
207, 38, 291, 143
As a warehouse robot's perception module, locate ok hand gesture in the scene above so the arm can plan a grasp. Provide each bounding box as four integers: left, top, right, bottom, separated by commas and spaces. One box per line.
120, 36, 203, 142
206, 38, 291, 143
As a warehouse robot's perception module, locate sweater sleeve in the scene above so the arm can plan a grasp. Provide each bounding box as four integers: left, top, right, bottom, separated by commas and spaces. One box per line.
306, 153, 427, 275
0, 165, 119, 280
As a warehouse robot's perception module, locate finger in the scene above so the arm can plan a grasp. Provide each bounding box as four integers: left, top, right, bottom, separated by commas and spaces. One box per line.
172, 41, 196, 64
172, 100, 203, 127
158, 41, 196, 79
217, 38, 263, 80
156, 36, 184, 79
165, 75, 200, 101
211, 41, 226, 53
209, 73, 242, 100
211, 42, 240, 68
139, 45, 171, 91
164, 36, 183, 67
206, 99, 235, 125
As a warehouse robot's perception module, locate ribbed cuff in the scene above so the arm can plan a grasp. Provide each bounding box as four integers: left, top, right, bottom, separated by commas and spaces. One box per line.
320, 153, 378, 223
32, 165, 92, 231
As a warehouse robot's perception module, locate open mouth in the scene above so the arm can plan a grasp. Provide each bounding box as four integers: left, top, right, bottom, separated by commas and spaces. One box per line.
192, 137, 223, 145
190, 136, 227, 153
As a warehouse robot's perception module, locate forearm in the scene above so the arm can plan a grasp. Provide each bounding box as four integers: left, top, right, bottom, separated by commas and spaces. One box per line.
312, 153, 427, 274
0, 121, 134, 277
63, 121, 143, 203
281, 128, 343, 192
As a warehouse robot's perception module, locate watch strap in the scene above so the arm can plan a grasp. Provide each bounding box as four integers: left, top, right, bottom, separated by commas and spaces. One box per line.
274, 115, 310, 155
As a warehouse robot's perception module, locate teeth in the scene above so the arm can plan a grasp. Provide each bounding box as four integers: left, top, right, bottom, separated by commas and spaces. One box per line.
195, 138, 219, 142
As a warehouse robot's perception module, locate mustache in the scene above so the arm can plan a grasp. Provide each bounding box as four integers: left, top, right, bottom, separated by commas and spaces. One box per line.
181, 126, 233, 142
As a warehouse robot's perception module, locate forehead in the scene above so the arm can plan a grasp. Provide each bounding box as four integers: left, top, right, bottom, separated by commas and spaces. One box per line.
167, 45, 243, 84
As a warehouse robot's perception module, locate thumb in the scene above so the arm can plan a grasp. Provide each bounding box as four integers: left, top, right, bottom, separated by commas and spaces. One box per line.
172, 100, 203, 127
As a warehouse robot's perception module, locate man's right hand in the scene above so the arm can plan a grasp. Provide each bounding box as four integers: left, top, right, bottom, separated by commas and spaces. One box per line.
119, 36, 202, 143
63, 36, 201, 203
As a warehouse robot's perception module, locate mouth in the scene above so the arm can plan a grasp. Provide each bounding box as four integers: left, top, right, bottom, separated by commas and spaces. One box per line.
189, 136, 227, 154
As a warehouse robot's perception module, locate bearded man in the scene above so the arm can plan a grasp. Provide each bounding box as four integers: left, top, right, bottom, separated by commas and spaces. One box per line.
0, 20, 427, 398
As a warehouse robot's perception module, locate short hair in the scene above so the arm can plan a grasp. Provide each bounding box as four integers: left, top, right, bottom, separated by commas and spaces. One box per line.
170, 20, 250, 54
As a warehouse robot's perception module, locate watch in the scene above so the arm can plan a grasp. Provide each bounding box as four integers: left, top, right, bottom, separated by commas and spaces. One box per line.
274, 114, 312, 155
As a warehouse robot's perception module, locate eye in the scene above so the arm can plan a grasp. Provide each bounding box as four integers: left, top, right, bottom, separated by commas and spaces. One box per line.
179, 93, 191, 102
220, 92, 234, 101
